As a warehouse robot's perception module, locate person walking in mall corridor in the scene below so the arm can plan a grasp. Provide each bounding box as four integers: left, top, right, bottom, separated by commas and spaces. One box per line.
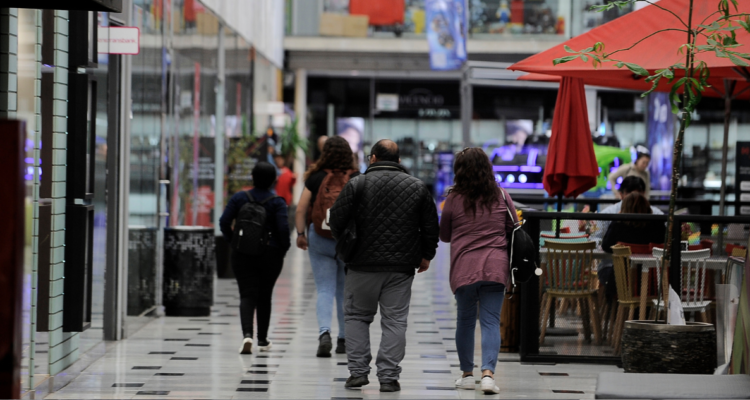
608, 145, 652, 198
219, 161, 290, 355
329, 139, 440, 393
439, 148, 517, 394
295, 136, 359, 357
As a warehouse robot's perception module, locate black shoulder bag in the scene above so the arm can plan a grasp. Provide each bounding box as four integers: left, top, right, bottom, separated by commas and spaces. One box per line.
500, 189, 541, 288
335, 175, 367, 263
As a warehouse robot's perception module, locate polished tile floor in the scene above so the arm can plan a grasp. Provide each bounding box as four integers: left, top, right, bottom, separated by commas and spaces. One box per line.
46, 244, 622, 399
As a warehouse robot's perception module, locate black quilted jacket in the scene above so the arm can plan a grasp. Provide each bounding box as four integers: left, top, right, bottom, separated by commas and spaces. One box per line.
329, 161, 440, 273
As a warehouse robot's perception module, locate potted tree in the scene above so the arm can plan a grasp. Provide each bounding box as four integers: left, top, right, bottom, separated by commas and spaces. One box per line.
556, 0, 748, 373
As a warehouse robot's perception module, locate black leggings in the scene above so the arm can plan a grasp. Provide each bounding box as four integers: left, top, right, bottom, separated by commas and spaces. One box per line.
231, 246, 285, 341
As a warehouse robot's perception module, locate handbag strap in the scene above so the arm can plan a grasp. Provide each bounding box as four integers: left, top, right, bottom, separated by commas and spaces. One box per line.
500, 188, 520, 228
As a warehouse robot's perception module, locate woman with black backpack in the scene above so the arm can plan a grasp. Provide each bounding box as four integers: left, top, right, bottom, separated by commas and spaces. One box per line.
439, 148, 518, 395
219, 161, 290, 355
295, 136, 358, 357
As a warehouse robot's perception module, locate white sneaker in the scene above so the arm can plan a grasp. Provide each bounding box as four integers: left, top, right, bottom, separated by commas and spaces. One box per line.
239, 338, 253, 354
480, 376, 500, 394
454, 376, 474, 390
258, 340, 273, 352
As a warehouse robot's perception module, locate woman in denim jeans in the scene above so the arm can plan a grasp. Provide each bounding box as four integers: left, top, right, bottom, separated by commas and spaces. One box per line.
439, 148, 517, 394
295, 136, 358, 357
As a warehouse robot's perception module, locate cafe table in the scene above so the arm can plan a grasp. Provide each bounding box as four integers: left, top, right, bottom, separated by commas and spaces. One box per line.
627, 255, 728, 320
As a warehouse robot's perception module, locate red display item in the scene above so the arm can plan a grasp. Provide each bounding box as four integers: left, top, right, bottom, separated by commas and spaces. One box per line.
349, 0, 405, 26
510, 0, 524, 25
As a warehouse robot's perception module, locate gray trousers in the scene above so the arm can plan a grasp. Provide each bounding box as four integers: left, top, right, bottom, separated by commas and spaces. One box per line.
344, 270, 414, 383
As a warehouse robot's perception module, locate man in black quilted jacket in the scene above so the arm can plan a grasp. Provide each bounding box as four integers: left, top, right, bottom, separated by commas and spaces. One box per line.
329, 139, 440, 393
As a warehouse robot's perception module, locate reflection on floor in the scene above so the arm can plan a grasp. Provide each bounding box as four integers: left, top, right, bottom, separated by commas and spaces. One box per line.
45, 244, 622, 399
540, 311, 614, 358
21, 221, 107, 389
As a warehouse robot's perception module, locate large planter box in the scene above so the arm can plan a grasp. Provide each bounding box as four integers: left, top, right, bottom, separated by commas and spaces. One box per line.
622, 321, 716, 374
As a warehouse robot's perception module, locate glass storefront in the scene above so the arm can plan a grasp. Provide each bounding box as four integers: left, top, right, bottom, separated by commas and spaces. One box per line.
306, 75, 750, 201
126, 0, 258, 330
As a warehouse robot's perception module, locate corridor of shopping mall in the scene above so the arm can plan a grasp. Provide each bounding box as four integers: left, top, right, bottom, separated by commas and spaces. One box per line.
6, 1, 750, 399
44, 244, 620, 400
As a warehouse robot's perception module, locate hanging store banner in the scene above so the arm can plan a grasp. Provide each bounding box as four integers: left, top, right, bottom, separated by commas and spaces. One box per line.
647, 92, 675, 192
426, 0, 468, 71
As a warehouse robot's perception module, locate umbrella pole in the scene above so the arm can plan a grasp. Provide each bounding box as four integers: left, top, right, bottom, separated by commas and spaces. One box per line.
719, 79, 735, 218
556, 193, 562, 238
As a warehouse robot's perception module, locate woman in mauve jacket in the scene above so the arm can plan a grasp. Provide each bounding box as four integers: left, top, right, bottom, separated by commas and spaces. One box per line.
439, 147, 517, 395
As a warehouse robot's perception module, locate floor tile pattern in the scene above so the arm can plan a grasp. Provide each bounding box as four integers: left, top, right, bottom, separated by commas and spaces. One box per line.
45, 244, 622, 399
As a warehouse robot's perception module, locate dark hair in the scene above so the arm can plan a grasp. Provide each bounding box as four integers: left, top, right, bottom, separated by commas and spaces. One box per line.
370, 139, 400, 162
621, 192, 652, 227
304, 136, 355, 180
620, 176, 646, 195
450, 147, 501, 217
252, 161, 277, 190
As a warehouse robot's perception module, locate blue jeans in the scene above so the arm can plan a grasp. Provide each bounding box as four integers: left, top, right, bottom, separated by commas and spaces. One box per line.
308, 224, 346, 338
455, 281, 506, 373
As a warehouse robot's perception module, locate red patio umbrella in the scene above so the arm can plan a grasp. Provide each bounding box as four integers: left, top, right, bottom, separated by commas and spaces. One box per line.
508, 0, 750, 83
544, 76, 600, 200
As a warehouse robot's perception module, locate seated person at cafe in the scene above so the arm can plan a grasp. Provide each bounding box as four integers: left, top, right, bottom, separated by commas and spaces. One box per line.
601, 192, 666, 253
594, 176, 662, 241
598, 192, 666, 301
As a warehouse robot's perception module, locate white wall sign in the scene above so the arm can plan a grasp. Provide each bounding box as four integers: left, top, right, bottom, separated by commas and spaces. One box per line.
98, 26, 140, 55
376, 94, 399, 112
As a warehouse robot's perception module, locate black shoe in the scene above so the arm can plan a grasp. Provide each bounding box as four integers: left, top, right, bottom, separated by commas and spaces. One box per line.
257, 339, 272, 352
335, 338, 346, 354
380, 381, 401, 392
317, 332, 332, 357
344, 375, 369, 388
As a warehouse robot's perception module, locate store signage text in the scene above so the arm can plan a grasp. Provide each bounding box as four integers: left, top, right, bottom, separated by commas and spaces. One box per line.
97, 26, 140, 55
418, 108, 452, 118
400, 89, 445, 108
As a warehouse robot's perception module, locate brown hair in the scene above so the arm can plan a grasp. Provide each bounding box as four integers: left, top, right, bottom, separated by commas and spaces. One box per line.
621, 192, 652, 226
450, 147, 501, 217
304, 136, 355, 180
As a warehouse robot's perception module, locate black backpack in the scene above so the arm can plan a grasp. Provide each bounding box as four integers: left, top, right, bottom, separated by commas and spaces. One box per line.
231, 192, 275, 255
500, 189, 541, 287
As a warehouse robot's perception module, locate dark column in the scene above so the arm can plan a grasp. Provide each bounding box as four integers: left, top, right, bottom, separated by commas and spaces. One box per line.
0, 120, 25, 399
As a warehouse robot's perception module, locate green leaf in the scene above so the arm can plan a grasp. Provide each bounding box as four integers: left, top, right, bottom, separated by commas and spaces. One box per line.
728, 53, 750, 66
564, 45, 576, 53
553, 55, 580, 65
740, 16, 750, 33
624, 62, 649, 76
581, 54, 589, 62
615, 61, 625, 68
642, 75, 663, 97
